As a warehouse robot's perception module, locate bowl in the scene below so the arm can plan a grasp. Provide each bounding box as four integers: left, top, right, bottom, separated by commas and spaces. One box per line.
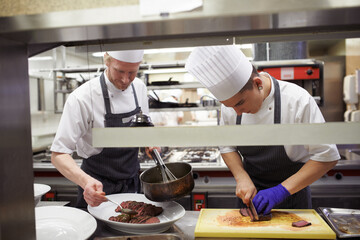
34, 183, 51, 206
88, 193, 185, 234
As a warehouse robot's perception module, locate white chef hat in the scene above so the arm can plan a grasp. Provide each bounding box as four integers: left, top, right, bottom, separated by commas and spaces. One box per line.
107, 50, 144, 63
185, 45, 252, 101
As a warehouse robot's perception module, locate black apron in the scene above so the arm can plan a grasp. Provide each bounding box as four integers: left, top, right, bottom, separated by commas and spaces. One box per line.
236, 76, 312, 209
76, 73, 141, 208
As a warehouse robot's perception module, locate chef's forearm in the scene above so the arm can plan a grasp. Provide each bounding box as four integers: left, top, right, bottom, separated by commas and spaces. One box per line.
221, 152, 251, 183
282, 159, 338, 195
51, 152, 92, 189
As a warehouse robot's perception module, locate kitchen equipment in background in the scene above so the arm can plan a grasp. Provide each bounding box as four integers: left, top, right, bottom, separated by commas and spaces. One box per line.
140, 162, 194, 202
194, 208, 336, 239
343, 72, 360, 122
35, 206, 97, 240
148, 77, 180, 86
319, 207, 360, 238
149, 90, 198, 109
130, 111, 154, 127
256, 59, 324, 106
33, 183, 51, 206
192, 192, 207, 211
88, 193, 185, 234
200, 95, 219, 107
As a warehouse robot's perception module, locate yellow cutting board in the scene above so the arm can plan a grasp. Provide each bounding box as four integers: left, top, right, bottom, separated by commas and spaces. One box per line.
194, 209, 336, 239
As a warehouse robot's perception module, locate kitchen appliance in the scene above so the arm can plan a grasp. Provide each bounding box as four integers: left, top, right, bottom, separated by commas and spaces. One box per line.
194, 208, 336, 239
140, 162, 194, 202
343, 71, 360, 122
255, 59, 324, 106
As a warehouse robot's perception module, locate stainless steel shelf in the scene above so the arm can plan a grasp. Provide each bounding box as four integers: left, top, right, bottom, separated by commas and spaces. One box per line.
147, 82, 203, 90
149, 106, 220, 112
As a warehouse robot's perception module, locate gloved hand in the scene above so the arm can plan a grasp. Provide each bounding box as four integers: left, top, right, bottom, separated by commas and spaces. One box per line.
252, 184, 290, 215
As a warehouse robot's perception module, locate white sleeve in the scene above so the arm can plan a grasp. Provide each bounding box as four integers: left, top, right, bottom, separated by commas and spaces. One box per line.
288, 92, 340, 162
219, 105, 238, 154
50, 93, 90, 154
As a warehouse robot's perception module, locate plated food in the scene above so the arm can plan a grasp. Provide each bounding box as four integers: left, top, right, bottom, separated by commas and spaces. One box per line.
109, 201, 163, 224
88, 193, 185, 234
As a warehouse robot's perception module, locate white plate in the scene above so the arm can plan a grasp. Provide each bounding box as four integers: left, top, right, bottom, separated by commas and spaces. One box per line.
34, 183, 51, 206
35, 206, 97, 240
88, 193, 185, 234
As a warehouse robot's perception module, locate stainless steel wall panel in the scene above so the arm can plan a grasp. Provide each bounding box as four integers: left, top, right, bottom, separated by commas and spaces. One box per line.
0, 1, 359, 47
0, 37, 35, 239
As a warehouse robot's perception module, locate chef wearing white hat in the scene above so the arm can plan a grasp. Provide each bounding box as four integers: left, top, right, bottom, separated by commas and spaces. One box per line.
185, 45, 340, 215
51, 49, 153, 208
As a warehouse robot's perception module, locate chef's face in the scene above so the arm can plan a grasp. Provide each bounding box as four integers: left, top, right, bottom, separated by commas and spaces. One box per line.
106, 58, 141, 90
221, 78, 264, 115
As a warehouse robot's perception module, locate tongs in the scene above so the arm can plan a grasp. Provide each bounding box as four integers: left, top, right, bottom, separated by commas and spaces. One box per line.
150, 149, 177, 183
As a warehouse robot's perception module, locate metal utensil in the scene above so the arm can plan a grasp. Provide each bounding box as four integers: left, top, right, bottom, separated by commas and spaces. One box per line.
106, 197, 137, 215
248, 199, 259, 221
151, 149, 177, 182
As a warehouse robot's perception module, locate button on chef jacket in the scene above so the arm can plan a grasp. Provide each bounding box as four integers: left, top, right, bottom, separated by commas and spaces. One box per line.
219, 72, 340, 163
50, 73, 149, 158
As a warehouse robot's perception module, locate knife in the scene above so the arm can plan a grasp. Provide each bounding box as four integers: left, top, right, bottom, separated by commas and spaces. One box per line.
248, 199, 259, 221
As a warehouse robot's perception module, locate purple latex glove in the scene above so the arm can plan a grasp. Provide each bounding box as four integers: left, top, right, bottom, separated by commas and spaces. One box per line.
252, 184, 290, 215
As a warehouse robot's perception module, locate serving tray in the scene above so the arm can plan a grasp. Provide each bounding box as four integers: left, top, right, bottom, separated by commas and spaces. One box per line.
319, 207, 360, 238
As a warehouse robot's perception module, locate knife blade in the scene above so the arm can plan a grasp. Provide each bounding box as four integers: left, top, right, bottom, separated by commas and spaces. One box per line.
249, 199, 259, 221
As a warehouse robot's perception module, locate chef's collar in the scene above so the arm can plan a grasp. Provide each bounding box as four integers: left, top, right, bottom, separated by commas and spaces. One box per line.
104, 70, 131, 94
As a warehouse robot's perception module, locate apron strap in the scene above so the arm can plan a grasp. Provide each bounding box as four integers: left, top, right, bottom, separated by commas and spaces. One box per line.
100, 73, 112, 114
272, 76, 281, 124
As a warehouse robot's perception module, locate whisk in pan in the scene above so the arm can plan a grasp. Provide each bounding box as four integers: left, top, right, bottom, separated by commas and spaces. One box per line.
151, 149, 177, 182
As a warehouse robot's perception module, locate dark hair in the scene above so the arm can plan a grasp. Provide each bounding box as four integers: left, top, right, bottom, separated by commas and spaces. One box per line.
240, 65, 259, 93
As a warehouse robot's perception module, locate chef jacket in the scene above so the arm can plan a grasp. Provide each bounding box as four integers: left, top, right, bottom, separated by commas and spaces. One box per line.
50, 73, 149, 158
219, 72, 340, 163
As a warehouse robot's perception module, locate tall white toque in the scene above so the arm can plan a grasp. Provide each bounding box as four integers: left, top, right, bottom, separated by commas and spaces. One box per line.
185, 45, 252, 101
107, 50, 144, 63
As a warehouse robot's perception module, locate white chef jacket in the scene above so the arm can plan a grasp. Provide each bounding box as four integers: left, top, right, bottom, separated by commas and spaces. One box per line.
219, 73, 340, 163
50, 73, 149, 159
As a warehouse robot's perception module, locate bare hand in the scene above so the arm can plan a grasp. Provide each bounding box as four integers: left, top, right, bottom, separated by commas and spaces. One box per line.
83, 178, 107, 207
145, 147, 161, 159
235, 179, 257, 206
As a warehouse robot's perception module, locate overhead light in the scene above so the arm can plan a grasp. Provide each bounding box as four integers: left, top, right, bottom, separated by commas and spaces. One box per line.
92, 52, 104, 57
28, 56, 53, 61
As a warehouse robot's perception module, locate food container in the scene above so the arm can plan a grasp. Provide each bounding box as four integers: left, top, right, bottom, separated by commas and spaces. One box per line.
319, 207, 360, 238
140, 162, 194, 202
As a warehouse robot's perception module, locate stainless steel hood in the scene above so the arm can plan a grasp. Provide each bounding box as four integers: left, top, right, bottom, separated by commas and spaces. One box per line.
1, 0, 360, 55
